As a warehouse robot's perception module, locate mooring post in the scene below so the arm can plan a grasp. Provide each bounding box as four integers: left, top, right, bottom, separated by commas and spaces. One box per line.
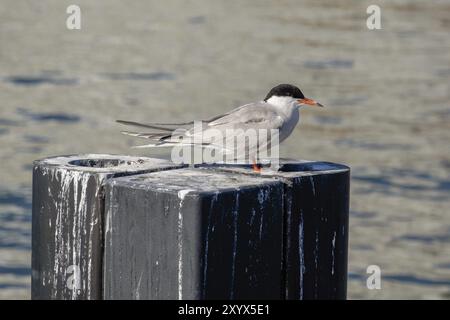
103, 168, 285, 299
31, 154, 184, 300
211, 159, 350, 299
32, 155, 349, 300
102, 160, 349, 300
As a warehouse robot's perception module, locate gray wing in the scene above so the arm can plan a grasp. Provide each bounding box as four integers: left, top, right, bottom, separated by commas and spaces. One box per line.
116, 101, 284, 148
197, 102, 284, 157
207, 102, 284, 130
178, 102, 283, 142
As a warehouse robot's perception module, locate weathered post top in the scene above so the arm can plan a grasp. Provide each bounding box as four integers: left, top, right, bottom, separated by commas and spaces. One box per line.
32, 154, 184, 300
32, 156, 350, 300
103, 168, 284, 299
33, 153, 181, 175
198, 159, 350, 299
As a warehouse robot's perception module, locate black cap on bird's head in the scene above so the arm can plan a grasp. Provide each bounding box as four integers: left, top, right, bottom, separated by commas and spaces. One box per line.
264, 84, 304, 101
264, 83, 323, 107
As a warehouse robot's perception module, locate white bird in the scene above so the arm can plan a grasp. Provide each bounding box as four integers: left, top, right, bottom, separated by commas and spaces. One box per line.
117, 84, 323, 172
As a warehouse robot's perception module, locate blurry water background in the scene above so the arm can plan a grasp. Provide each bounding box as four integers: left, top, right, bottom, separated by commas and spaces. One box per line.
0, 0, 449, 299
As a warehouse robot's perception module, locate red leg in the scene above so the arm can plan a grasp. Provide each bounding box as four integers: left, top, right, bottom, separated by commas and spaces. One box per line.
252, 159, 261, 173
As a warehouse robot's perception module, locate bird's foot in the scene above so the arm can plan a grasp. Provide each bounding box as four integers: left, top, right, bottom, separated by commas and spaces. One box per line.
252, 160, 262, 173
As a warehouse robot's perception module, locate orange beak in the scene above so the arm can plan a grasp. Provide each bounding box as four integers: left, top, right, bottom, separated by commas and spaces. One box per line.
297, 98, 324, 107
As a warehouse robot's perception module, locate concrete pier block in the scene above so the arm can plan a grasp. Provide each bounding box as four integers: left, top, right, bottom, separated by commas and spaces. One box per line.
32, 154, 184, 300
103, 169, 285, 300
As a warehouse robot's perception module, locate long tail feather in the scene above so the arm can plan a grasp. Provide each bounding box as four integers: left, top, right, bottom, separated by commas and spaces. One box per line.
131, 142, 225, 149
121, 130, 173, 140
131, 143, 175, 148
116, 120, 178, 132
117, 116, 222, 129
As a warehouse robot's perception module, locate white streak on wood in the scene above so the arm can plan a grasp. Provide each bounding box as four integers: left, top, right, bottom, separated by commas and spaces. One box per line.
331, 231, 336, 275
309, 176, 315, 196
136, 271, 144, 300
176, 189, 193, 300
230, 192, 240, 299
202, 192, 218, 297
298, 210, 304, 300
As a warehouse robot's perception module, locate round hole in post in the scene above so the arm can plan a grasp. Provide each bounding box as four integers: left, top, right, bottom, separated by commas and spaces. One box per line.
68, 159, 126, 168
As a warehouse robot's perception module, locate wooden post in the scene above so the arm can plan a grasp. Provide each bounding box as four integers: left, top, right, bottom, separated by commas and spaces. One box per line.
209, 159, 350, 299
102, 160, 349, 300
103, 168, 285, 299
31, 154, 184, 300
32, 155, 349, 300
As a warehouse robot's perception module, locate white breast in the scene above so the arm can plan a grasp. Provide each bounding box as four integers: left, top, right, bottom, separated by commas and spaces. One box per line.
265, 96, 300, 143
279, 109, 299, 143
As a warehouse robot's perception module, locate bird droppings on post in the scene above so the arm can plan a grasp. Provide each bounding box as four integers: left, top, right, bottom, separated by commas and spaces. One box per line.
203, 159, 350, 300
176, 189, 194, 300
331, 231, 337, 275
32, 154, 185, 300
177, 189, 193, 200
298, 209, 305, 300
309, 176, 316, 195
103, 169, 285, 299
32, 155, 349, 300
229, 192, 239, 300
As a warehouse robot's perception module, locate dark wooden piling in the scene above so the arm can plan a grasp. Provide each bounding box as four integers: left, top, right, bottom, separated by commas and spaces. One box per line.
31, 154, 184, 300
32, 155, 349, 300
209, 159, 350, 299
103, 169, 285, 299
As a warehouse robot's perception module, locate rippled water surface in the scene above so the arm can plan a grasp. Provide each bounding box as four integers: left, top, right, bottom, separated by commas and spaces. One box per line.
0, 0, 449, 299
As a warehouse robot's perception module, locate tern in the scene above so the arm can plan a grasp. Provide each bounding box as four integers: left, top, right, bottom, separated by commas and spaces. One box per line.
117, 84, 323, 172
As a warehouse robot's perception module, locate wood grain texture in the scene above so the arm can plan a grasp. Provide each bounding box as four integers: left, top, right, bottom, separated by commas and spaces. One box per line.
31, 154, 184, 300
103, 169, 284, 299
33, 156, 349, 300
200, 160, 350, 299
